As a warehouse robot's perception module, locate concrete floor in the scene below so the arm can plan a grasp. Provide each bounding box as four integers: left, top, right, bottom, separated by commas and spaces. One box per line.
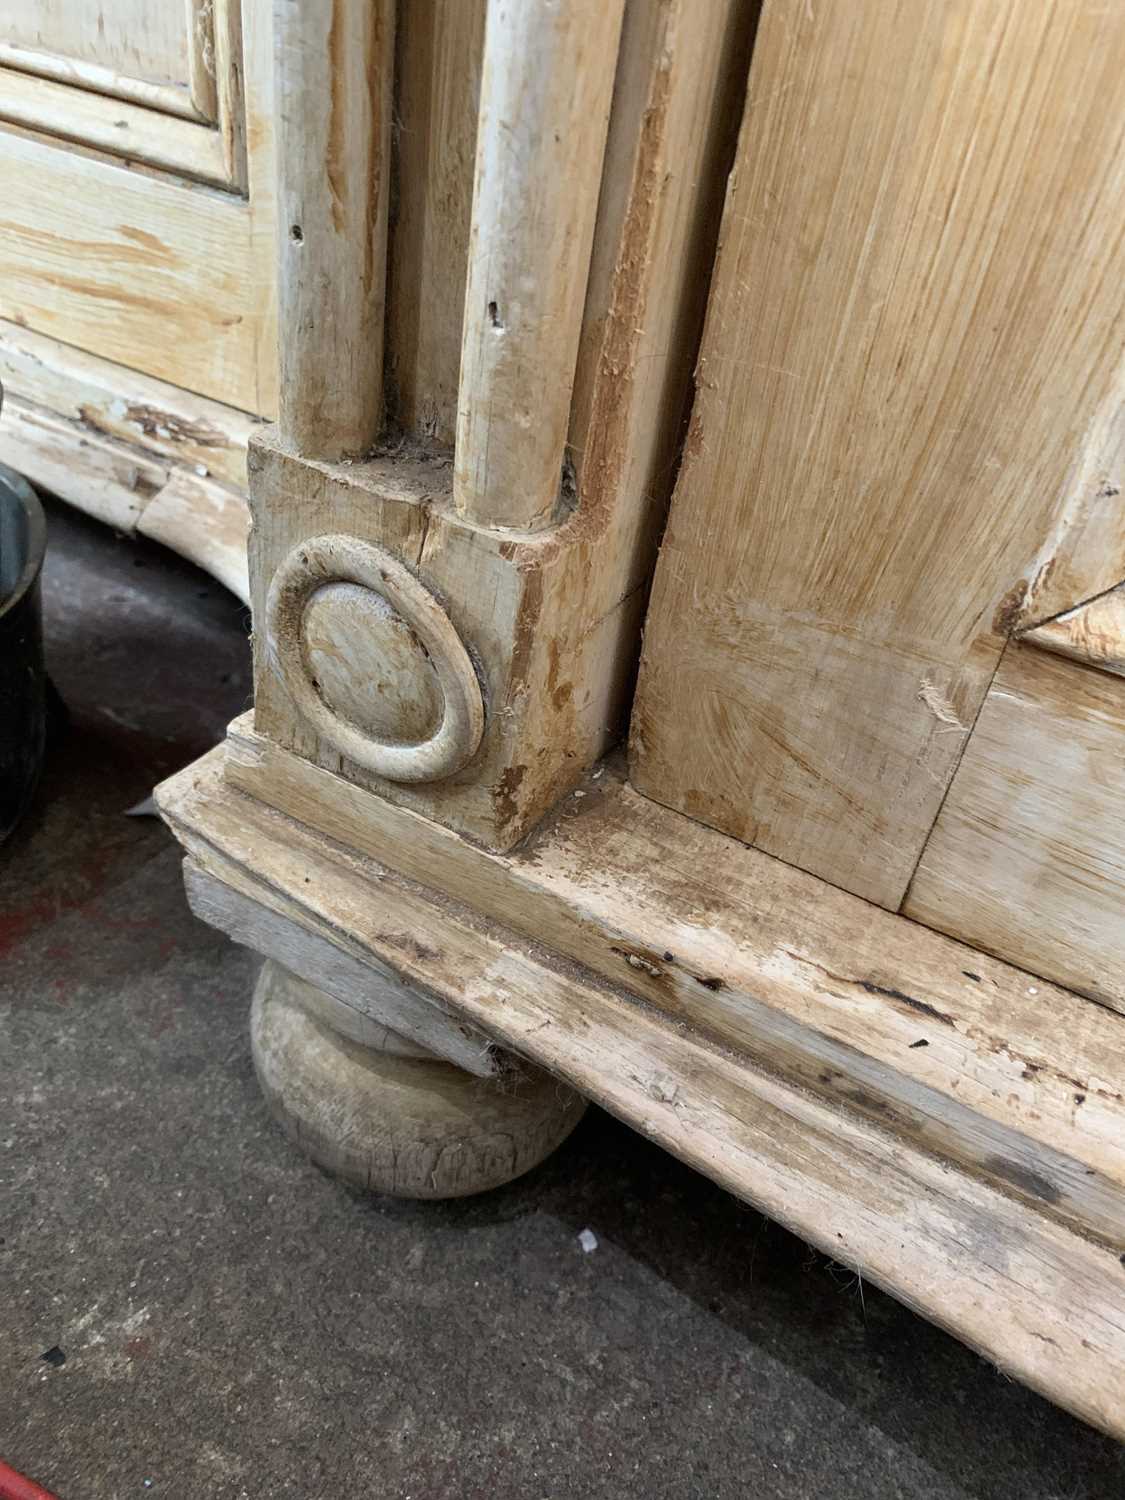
1, 499, 1122, 1499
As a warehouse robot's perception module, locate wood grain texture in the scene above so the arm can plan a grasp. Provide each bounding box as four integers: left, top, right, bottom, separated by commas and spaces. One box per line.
0, 389, 250, 598
0, 318, 257, 489
264, 533, 484, 782
185, 862, 495, 1074
160, 746, 1125, 1437
385, 0, 485, 445
0, 39, 197, 117
274, 0, 393, 459
906, 645, 1125, 1014
566, 0, 754, 578
251, 0, 750, 845
631, 0, 1125, 909
0, 395, 165, 532
1018, 364, 1125, 628
454, 0, 625, 529
0, 0, 276, 414
136, 468, 250, 600
187, 0, 221, 121
248, 433, 526, 843
1023, 584, 1125, 679
226, 717, 1125, 1249
249, 961, 431, 1059
0, 130, 265, 407
0, 0, 245, 184
4, 0, 191, 88
208, 0, 247, 192
0, 67, 230, 182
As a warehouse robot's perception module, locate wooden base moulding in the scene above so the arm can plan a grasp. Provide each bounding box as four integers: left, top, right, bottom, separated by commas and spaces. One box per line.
158, 731, 1125, 1439
0, 321, 254, 599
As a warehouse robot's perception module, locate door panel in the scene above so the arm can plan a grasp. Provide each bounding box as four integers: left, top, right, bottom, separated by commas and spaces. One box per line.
5, 0, 191, 91
0, 0, 275, 414
630, 0, 1125, 910
1, 0, 246, 183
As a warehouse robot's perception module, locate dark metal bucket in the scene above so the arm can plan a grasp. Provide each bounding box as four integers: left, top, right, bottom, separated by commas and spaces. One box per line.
0, 460, 47, 844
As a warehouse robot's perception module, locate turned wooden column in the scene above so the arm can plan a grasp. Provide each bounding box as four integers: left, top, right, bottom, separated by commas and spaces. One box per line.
454, 0, 626, 530
275, 0, 393, 460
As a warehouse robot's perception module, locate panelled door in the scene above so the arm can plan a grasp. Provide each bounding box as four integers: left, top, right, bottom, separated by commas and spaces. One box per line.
0, 0, 277, 413
630, 0, 1125, 923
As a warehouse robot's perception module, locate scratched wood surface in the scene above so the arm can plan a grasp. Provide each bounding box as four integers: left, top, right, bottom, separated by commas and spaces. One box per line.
273, 0, 393, 460
906, 645, 1125, 1014
162, 744, 1125, 1437
453, 0, 626, 529
631, 0, 1125, 909
251, 0, 750, 848
226, 716, 1125, 1249
1023, 584, 1125, 680
0, 320, 253, 596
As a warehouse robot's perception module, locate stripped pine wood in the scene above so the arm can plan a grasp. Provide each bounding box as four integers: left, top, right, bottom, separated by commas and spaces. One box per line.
630, 0, 1125, 909
0, 68, 230, 183
0, 396, 166, 533
1023, 585, 1125, 679
247, 956, 584, 1199
0, 42, 199, 117
1017, 363, 1125, 629
906, 645, 1125, 1014
187, 0, 221, 122
0, 2, 276, 414
0, 320, 253, 596
158, 747, 1125, 1439
274, 0, 394, 459
0, 392, 250, 598
208, 0, 247, 192
386, 0, 486, 445
4, 0, 191, 88
226, 717, 1125, 1248
184, 863, 496, 1075
251, 0, 750, 847
454, 0, 626, 529
566, 0, 754, 552
251, 961, 432, 1060
0, 1, 245, 186
0, 319, 257, 490
0, 130, 267, 407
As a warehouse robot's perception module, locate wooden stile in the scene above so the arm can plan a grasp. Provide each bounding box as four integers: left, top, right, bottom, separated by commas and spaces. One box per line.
386, 0, 487, 445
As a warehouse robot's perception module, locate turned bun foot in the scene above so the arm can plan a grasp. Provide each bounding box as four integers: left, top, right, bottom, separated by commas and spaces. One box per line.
250, 960, 586, 1199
